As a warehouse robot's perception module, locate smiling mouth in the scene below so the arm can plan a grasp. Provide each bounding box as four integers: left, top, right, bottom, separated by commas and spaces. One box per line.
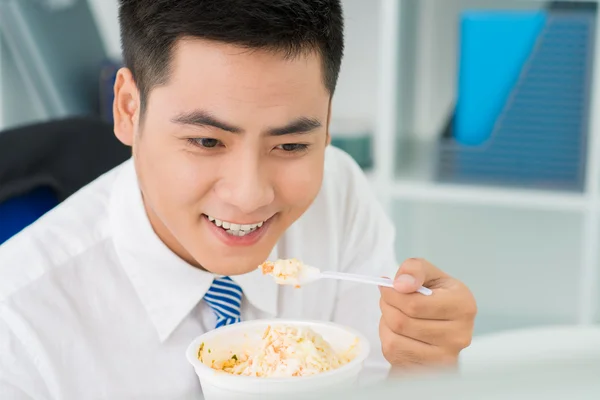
203, 214, 270, 237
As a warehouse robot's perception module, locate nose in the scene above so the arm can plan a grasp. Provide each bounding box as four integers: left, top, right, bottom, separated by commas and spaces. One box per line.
215, 154, 275, 214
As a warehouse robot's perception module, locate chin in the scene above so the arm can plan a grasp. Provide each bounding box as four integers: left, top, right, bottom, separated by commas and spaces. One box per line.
196, 253, 266, 276
203, 263, 257, 276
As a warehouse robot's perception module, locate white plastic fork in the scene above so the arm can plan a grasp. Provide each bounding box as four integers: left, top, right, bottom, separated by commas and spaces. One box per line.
296, 264, 433, 296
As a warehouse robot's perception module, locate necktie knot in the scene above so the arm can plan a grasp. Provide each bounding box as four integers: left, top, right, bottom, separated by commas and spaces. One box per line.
204, 276, 242, 328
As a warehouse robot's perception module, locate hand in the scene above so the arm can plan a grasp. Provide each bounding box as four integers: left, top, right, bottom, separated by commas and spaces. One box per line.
379, 258, 477, 371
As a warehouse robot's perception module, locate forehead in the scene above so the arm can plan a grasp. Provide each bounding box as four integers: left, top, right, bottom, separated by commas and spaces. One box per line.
152, 38, 329, 114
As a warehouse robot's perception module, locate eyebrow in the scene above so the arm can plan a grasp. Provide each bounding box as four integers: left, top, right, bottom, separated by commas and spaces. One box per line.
171, 110, 322, 136
269, 117, 322, 136
172, 110, 241, 133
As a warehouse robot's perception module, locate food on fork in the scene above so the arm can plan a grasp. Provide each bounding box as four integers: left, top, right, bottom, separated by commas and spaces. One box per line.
259, 259, 305, 286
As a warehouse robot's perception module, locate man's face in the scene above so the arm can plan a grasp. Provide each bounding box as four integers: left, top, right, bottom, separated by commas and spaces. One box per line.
113, 39, 331, 275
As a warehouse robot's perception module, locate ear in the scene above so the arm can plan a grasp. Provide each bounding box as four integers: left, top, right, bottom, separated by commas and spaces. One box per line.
113, 68, 140, 147
326, 97, 333, 146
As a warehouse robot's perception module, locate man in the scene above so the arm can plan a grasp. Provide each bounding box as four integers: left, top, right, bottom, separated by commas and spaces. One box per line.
0, 0, 477, 398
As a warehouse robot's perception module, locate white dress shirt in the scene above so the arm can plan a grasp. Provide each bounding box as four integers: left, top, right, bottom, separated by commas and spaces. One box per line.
0, 146, 398, 400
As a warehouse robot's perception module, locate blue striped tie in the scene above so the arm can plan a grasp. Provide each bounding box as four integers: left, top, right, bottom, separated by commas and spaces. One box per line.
203, 276, 243, 329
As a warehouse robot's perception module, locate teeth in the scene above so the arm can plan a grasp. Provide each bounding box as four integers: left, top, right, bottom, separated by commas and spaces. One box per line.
205, 214, 268, 234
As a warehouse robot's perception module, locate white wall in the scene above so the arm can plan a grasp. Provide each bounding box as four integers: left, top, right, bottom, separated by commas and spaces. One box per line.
394, 201, 584, 334
331, 0, 381, 129
86, 0, 121, 62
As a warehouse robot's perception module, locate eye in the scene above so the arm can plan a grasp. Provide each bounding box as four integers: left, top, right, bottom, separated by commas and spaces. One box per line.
188, 138, 222, 148
276, 143, 309, 153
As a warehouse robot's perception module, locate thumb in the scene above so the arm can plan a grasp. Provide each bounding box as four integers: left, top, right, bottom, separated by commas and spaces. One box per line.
393, 258, 443, 293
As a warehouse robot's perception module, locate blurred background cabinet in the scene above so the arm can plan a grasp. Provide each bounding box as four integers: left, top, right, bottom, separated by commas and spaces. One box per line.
1, 0, 600, 335
373, 0, 600, 334
337, 0, 600, 335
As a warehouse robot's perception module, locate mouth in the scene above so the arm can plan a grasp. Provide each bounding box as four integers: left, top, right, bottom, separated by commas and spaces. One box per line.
202, 214, 271, 237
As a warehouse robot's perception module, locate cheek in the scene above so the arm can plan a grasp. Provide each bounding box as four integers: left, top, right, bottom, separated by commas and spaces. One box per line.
135, 133, 214, 214
274, 154, 325, 212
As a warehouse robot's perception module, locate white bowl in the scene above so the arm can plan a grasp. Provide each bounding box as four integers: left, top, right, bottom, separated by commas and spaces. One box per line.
185, 319, 370, 400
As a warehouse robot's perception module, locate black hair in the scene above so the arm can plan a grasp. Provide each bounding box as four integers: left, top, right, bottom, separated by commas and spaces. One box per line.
118, 0, 345, 113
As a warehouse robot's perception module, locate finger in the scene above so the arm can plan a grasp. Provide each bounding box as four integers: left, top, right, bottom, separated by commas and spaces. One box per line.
380, 298, 472, 350
379, 318, 458, 368
380, 283, 468, 320
393, 258, 449, 293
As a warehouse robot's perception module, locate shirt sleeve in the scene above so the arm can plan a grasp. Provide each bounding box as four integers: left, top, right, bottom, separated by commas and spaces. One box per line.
0, 316, 50, 400
328, 149, 398, 384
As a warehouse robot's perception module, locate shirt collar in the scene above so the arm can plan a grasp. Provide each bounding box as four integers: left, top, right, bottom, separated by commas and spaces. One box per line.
109, 160, 278, 342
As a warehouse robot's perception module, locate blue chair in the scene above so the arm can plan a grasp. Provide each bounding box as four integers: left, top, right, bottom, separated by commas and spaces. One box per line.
0, 187, 59, 245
